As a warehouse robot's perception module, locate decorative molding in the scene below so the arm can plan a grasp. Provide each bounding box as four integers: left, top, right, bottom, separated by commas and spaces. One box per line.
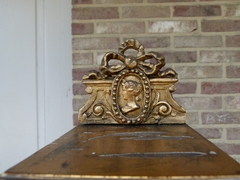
78, 39, 186, 124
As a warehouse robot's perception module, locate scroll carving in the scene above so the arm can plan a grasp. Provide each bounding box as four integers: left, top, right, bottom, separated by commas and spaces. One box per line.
78, 39, 186, 124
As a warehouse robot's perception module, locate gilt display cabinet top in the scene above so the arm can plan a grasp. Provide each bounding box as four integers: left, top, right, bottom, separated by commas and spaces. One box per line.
2, 124, 240, 179
2, 39, 240, 180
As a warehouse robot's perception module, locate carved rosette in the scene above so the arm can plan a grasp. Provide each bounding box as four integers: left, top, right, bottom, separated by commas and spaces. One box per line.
78, 39, 186, 124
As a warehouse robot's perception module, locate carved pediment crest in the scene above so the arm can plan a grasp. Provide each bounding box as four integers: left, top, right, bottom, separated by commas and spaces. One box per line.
78, 39, 186, 124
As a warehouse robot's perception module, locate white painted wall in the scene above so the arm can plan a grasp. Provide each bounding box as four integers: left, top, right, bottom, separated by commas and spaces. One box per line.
0, 0, 73, 173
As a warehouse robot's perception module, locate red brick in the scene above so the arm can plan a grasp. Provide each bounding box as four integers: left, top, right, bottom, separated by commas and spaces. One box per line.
95, 0, 143, 3
122, 6, 170, 18
72, 37, 119, 50
224, 5, 240, 17
73, 53, 93, 65
72, 0, 92, 4
72, 7, 119, 20
227, 128, 240, 140
149, 0, 195, 2
96, 22, 145, 34
97, 52, 129, 65
73, 98, 88, 111
201, 82, 240, 94
73, 99, 82, 111
73, 83, 87, 95
72, 68, 96, 80
225, 96, 240, 109
174, 36, 222, 48
160, 65, 174, 72
97, 53, 106, 65
202, 20, 240, 32
173, 5, 221, 17
186, 112, 199, 125
149, 20, 197, 33
175, 66, 222, 79
72, 23, 93, 35
202, 112, 240, 124
175, 82, 197, 94
226, 35, 240, 47
128, 37, 170, 48
200, 51, 240, 63
226, 66, 240, 78
195, 128, 222, 139
215, 143, 240, 155
73, 113, 79, 126
163, 51, 197, 63
175, 97, 221, 110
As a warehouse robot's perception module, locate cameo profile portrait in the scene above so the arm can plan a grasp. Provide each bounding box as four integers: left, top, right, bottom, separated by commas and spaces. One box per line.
120, 79, 143, 114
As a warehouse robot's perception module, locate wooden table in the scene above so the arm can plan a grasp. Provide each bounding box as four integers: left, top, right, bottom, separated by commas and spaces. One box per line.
2, 124, 240, 179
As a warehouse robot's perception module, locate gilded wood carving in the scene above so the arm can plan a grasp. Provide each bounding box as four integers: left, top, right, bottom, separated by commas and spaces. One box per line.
78, 39, 186, 124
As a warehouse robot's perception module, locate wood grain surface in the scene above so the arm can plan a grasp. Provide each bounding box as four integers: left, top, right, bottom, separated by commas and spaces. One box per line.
2, 124, 240, 179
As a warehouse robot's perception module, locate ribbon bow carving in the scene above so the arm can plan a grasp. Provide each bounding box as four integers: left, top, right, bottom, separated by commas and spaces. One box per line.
83, 39, 177, 80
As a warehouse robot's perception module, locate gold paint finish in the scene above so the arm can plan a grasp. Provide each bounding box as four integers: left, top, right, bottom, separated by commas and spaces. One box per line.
78, 39, 186, 124
2, 125, 240, 179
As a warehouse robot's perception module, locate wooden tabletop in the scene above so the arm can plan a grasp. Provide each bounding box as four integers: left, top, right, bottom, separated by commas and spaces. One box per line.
2, 124, 240, 179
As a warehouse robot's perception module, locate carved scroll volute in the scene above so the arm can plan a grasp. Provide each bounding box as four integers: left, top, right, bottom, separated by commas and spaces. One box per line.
78, 39, 186, 125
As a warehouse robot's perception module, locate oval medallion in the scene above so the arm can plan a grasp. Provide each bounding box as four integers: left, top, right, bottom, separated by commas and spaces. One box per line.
112, 68, 151, 124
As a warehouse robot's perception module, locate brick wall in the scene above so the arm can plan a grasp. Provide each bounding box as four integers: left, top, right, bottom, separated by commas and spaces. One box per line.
72, 0, 240, 162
